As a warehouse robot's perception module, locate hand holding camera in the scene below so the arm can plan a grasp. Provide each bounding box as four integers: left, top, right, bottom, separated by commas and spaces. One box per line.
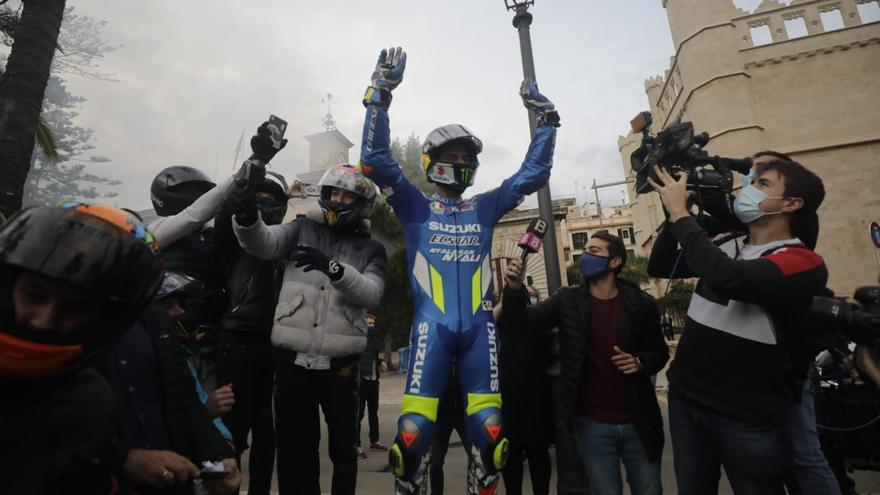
250, 116, 288, 163
646, 165, 692, 222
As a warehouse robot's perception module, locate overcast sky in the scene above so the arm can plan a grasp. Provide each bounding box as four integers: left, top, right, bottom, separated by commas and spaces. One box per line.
50, 0, 772, 211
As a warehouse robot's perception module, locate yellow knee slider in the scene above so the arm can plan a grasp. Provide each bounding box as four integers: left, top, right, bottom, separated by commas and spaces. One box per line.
494, 438, 510, 470
392, 394, 440, 479
389, 443, 405, 478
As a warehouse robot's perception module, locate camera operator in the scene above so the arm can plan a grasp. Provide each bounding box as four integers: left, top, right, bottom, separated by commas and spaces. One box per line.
646, 159, 827, 494
709, 151, 837, 495
699, 151, 819, 251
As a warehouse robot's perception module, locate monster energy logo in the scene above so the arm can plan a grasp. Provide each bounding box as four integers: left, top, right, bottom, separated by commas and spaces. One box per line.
457, 167, 473, 185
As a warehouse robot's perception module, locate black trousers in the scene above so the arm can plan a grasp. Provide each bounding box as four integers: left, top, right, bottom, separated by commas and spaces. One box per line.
274, 355, 359, 495
502, 441, 552, 495
357, 378, 380, 446
215, 332, 276, 495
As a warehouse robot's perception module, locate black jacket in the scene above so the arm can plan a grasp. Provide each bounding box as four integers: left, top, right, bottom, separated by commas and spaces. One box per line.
98, 308, 233, 476
161, 228, 227, 330
214, 199, 283, 334
647, 217, 827, 423
0, 370, 118, 494
358, 332, 384, 379
500, 280, 669, 461
499, 314, 554, 446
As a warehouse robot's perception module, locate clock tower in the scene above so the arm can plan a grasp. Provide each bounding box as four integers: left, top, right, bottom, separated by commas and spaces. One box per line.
304, 94, 353, 173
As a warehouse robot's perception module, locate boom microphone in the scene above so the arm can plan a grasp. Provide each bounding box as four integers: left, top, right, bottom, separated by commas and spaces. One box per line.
517, 218, 548, 262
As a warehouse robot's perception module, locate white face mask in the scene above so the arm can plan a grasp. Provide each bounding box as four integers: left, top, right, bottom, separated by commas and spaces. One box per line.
528, 296, 538, 306
733, 183, 785, 224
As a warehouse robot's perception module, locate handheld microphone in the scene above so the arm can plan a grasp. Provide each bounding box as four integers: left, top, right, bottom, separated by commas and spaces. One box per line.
517, 218, 548, 262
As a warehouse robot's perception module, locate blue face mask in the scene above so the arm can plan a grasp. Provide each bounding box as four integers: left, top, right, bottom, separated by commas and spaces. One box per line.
580, 252, 610, 280
367, 325, 375, 335
528, 297, 538, 306
733, 183, 784, 224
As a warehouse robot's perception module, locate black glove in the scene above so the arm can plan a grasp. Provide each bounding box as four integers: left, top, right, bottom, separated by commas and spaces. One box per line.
228, 183, 258, 226
291, 246, 345, 281
250, 121, 288, 162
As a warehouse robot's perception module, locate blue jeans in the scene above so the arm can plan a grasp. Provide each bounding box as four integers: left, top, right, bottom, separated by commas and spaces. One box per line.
668, 386, 786, 495
781, 374, 841, 495
574, 417, 662, 495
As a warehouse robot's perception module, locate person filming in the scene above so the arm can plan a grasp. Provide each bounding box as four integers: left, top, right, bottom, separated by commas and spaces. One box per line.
646, 159, 827, 494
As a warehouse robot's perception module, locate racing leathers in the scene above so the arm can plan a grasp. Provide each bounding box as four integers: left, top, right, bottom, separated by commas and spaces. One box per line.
359, 104, 556, 493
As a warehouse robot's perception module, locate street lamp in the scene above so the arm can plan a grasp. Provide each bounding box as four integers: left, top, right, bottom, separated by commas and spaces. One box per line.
503, 3, 590, 495
504, 0, 534, 10
502, 0, 563, 297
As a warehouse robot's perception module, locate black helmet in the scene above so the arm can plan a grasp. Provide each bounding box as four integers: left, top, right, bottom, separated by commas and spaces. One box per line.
151, 165, 216, 216
0, 202, 164, 378
421, 124, 483, 192
256, 171, 289, 225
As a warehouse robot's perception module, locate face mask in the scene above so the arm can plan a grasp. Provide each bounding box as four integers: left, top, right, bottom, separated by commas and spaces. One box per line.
742, 169, 756, 188
528, 297, 539, 306
257, 197, 286, 225
367, 324, 375, 335
580, 252, 610, 280
733, 184, 785, 224
0, 331, 84, 379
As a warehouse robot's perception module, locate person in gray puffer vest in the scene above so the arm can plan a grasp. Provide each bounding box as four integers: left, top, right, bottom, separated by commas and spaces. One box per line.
231, 159, 386, 495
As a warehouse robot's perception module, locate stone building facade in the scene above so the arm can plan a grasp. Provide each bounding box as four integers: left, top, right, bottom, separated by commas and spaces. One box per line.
619, 0, 880, 295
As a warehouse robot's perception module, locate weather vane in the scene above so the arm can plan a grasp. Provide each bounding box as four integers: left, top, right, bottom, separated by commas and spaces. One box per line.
321, 92, 336, 131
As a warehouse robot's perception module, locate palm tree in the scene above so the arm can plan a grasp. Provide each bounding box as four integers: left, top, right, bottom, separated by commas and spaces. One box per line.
0, 67, 59, 161
0, 0, 66, 216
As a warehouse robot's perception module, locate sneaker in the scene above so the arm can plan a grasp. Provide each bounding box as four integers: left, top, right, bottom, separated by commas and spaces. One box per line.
357, 447, 367, 460
369, 442, 388, 452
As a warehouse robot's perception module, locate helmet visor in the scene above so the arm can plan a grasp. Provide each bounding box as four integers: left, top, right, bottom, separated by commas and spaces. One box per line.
318, 167, 377, 202
422, 124, 483, 158
0, 205, 163, 311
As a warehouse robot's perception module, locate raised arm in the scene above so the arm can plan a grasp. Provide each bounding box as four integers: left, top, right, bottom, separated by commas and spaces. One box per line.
499, 258, 562, 335
668, 215, 827, 305
358, 47, 428, 223
232, 215, 299, 261
479, 80, 560, 223
148, 176, 235, 248
226, 120, 295, 259
646, 220, 697, 279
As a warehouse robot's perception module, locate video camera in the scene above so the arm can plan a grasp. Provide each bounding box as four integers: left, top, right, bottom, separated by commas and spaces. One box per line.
812, 286, 880, 345
629, 111, 753, 199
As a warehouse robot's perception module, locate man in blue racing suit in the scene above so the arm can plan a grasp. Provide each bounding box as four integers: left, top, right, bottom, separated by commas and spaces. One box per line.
358, 46, 560, 495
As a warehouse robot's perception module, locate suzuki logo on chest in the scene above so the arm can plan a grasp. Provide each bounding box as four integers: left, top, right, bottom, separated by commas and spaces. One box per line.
428, 221, 481, 234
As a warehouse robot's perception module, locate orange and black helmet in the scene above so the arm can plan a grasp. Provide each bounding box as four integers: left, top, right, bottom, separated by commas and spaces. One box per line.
0, 202, 164, 378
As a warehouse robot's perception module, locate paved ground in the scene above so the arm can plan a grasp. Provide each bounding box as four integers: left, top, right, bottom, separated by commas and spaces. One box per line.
240, 365, 880, 494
